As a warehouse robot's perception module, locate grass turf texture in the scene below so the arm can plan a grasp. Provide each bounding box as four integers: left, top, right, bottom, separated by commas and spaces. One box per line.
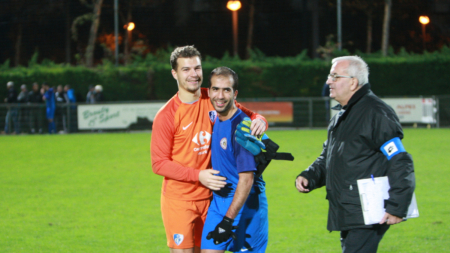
0, 129, 448, 252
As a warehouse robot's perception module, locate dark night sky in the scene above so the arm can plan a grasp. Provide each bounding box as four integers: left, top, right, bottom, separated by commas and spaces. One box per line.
0, 0, 449, 66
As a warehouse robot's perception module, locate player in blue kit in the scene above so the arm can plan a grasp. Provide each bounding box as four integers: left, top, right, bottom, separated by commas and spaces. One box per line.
42, 82, 56, 134
201, 67, 268, 253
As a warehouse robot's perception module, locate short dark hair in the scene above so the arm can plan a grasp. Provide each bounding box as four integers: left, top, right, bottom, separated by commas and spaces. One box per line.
170, 45, 202, 70
209, 66, 239, 91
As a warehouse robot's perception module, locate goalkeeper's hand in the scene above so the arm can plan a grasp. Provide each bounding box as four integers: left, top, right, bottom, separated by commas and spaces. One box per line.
235, 117, 265, 156
206, 216, 238, 245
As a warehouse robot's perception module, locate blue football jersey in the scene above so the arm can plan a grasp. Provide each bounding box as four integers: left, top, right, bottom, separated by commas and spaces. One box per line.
211, 109, 265, 197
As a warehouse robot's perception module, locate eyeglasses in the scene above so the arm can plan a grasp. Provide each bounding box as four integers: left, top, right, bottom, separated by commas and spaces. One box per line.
327, 73, 354, 82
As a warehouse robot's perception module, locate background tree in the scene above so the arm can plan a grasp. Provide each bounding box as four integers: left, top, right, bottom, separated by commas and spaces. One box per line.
245, 0, 256, 59
381, 0, 392, 56
85, 0, 104, 67
344, 0, 383, 53
0, 0, 62, 66
72, 0, 104, 67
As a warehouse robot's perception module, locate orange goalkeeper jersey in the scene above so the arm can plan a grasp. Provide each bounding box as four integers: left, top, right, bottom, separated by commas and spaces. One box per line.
151, 88, 265, 201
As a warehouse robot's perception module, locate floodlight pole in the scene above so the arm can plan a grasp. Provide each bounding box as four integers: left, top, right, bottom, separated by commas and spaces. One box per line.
337, 0, 342, 51
227, 1, 242, 57
419, 16, 430, 52
114, 0, 119, 66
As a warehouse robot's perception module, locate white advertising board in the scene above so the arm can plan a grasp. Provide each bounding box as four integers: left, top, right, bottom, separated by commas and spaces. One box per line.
331, 97, 436, 124
77, 103, 165, 129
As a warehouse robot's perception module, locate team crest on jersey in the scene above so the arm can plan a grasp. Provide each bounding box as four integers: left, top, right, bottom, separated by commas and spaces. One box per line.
173, 234, 184, 246
220, 137, 227, 150
209, 110, 217, 123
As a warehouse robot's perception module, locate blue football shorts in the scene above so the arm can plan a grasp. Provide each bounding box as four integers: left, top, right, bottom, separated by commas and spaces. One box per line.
46, 107, 55, 119
201, 189, 268, 252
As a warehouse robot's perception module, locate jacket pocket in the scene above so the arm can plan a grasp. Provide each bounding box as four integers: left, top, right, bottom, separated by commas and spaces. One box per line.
340, 188, 365, 227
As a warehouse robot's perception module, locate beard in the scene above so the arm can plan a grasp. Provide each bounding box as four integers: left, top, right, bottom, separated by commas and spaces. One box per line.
212, 99, 233, 114
182, 77, 202, 93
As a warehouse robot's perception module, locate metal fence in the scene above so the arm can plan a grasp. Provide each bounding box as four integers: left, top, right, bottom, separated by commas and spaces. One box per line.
1, 96, 449, 134
0, 103, 78, 134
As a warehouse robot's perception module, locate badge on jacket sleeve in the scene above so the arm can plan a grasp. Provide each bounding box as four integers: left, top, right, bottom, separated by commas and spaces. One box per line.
380, 137, 406, 160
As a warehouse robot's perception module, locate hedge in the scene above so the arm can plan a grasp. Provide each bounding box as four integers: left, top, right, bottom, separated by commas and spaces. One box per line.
1, 48, 450, 101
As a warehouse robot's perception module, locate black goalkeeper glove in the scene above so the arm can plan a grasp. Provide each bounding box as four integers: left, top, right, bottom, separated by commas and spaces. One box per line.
206, 216, 238, 245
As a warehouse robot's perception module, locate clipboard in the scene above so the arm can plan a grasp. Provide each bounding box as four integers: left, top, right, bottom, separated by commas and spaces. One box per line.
357, 176, 419, 225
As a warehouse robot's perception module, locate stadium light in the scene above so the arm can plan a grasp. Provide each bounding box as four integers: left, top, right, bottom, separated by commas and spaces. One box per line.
227, 1, 241, 57
126, 22, 135, 31
419, 16, 430, 25
419, 16, 429, 51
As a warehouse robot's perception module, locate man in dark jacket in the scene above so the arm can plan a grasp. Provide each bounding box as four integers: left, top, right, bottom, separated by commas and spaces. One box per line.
17, 84, 29, 133
295, 56, 415, 253
4, 81, 19, 134
28, 82, 44, 134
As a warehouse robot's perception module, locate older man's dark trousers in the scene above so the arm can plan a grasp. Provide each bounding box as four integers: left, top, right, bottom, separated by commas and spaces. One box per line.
340, 225, 390, 253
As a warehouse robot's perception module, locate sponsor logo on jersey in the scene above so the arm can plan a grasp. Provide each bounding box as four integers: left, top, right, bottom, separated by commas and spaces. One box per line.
220, 137, 227, 150
173, 234, 184, 246
209, 110, 217, 123
182, 122, 193, 130
192, 131, 211, 145
192, 131, 211, 155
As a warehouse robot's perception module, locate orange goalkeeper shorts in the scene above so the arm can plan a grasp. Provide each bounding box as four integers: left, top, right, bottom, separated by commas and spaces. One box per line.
160, 194, 211, 249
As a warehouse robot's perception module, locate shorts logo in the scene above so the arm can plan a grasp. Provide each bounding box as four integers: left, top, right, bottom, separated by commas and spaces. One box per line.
383, 141, 398, 156
173, 234, 184, 246
220, 137, 227, 149
209, 111, 217, 123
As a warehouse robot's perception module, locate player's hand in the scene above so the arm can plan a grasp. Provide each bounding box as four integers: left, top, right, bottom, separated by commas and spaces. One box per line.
199, 169, 227, 191
250, 118, 266, 136
295, 176, 310, 193
379, 212, 403, 225
206, 216, 238, 245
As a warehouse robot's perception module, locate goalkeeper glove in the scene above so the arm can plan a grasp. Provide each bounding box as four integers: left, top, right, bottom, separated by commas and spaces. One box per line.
235, 117, 265, 155
206, 216, 238, 245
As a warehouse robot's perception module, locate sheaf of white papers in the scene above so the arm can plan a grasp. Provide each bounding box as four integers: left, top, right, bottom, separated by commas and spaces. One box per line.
357, 176, 419, 225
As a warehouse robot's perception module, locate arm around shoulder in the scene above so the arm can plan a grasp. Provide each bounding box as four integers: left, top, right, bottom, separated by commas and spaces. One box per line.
150, 110, 200, 182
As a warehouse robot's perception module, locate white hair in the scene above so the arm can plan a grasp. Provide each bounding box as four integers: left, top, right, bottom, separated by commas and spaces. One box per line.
95, 84, 103, 92
7, 81, 14, 87
332, 56, 369, 86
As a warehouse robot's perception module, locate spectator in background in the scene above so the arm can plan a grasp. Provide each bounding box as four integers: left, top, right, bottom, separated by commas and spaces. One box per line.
86, 85, 96, 103
55, 85, 66, 103
94, 85, 103, 102
3, 81, 19, 134
28, 82, 44, 134
64, 84, 77, 133
55, 85, 67, 133
42, 82, 56, 134
17, 84, 29, 133
322, 82, 330, 122
64, 85, 76, 103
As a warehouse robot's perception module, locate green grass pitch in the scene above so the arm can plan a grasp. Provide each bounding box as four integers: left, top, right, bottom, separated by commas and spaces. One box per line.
1, 129, 449, 252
